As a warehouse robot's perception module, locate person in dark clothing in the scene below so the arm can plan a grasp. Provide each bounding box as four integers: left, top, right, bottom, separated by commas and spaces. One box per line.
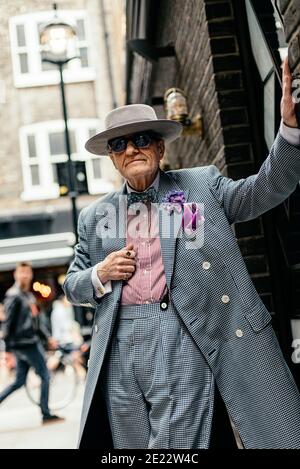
0, 262, 64, 424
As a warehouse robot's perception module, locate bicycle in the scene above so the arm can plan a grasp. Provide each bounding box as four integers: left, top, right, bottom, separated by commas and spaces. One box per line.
25, 345, 81, 411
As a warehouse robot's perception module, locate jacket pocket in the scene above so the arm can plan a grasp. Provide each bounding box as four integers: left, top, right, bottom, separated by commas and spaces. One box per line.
244, 303, 272, 332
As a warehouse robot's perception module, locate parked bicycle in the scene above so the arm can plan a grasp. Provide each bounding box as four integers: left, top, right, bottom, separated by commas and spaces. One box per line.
25, 345, 81, 410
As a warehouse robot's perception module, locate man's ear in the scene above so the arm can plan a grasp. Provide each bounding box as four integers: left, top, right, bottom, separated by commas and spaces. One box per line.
158, 140, 165, 160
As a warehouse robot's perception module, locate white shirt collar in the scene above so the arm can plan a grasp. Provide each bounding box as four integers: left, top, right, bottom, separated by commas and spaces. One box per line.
126, 170, 160, 193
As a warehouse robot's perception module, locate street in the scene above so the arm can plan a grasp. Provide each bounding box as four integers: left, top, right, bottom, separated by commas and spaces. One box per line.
0, 375, 84, 449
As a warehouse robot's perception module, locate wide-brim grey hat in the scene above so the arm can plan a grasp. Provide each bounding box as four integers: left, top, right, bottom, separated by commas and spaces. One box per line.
85, 104, 183, 155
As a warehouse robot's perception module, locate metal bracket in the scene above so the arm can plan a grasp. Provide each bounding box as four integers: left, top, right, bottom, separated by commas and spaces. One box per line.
127, 39, 175, 63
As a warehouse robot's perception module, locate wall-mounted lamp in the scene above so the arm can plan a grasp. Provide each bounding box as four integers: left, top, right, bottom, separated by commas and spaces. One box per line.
164, 88, 203, 138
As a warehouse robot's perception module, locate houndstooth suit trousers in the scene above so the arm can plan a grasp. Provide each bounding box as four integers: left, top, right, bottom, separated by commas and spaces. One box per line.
99, 301, 214, 449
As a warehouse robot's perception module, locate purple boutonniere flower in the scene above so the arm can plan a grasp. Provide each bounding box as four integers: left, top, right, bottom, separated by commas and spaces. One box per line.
162, 191, 205, 233
162, 190, 186, 214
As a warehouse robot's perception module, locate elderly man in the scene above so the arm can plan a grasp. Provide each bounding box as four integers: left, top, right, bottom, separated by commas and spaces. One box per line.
64, 59, 300, 449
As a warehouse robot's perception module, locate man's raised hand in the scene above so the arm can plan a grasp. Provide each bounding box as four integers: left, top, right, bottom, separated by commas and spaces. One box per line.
281, 57, 298, 129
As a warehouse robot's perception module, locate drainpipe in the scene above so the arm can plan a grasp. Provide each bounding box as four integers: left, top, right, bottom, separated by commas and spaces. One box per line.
99, 0, 118, 108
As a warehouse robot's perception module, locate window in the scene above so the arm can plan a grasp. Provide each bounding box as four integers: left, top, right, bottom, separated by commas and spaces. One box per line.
246, 0, 287, 149
19, 120, 116, 201
10, 11, 95, 88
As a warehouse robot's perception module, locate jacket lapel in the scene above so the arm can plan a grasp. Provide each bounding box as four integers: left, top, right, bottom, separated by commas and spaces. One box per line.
157, 170, 189, 289
95, 183, 127, 255
94, 184, 127, 306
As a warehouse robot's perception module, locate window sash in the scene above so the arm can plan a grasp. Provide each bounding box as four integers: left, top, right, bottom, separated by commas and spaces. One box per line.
48, 130, 77, 157
91, 158, 102, 180
18, 52, 29, 74
27, 135, 37, 158
10, 11, 94, 87
16, 24, 26, 47
19, 120, 115, 200
29, 164, 40, 186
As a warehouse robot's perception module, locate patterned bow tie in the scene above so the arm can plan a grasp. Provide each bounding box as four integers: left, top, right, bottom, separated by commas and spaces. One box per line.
127, 186, 158, 207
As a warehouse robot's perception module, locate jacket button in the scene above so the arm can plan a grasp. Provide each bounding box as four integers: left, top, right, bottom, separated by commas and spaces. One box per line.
161, 302, 168, 310
94, 324, 98, 333
221, 295, 230, 304
236, 329, 243, 338
202, 261, 211, 270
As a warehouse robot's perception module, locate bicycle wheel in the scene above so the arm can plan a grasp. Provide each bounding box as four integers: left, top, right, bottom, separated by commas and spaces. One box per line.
25, 362, 79, 410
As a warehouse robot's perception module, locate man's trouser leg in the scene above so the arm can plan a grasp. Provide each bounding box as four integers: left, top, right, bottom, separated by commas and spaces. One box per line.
100, 302, 214, 449
20, 343, 50, 416
0, 354, 29, 402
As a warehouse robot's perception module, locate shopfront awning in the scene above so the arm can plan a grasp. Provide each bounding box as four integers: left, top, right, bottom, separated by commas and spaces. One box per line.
0, 232, 75, 271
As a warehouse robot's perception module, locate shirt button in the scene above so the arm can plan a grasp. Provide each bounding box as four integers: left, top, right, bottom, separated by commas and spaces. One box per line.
221, 295, 230, 304
202, 261, 211, 270
145, 300, 150, 304
144, 270, 148, 275
236, 329, 243, 338
94, 325, 98, 333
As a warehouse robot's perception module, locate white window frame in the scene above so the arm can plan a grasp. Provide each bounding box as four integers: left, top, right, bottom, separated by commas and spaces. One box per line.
19, 119, 115, 201
9, 10, 95, 88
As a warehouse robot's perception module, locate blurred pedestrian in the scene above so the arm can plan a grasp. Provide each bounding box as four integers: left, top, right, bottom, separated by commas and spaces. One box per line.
50, 295, 86, 378
0, 262, 64, 424
51, 295, 78, 350
0, 301, 5, 355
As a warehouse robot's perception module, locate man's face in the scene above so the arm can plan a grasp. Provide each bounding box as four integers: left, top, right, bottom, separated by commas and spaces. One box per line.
14, 266, 33, 290
108, 132, 165, 182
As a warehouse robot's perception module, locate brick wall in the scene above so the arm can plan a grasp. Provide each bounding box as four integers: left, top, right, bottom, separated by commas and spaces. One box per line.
152, 0, 254, 179
279, 0, 300, 74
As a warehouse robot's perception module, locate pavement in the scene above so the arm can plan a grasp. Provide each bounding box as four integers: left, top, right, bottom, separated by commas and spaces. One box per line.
0, 371, 85, 449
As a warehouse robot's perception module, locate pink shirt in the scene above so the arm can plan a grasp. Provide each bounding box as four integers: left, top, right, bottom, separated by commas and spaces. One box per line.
91, 172, 167, 305
121, 172, 167, 305
121, 206, 167, 305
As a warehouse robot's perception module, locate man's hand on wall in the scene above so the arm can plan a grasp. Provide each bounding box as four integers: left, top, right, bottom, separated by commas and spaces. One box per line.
281, 57, 298, 129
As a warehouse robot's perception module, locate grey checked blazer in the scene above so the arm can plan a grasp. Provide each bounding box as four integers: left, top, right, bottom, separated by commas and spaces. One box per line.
64, 132, 300, 449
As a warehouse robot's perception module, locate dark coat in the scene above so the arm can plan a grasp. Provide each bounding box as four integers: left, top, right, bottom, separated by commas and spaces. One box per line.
2, 284, 50, 351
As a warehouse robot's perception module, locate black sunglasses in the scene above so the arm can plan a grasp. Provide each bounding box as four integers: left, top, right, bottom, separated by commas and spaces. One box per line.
107, 131, 161, 154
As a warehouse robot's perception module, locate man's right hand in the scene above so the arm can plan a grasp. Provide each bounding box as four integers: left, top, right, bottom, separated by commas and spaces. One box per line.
96, 243, 137, 284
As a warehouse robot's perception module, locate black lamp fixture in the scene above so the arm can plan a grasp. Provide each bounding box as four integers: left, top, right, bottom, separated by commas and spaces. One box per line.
39, 3, 77, 61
